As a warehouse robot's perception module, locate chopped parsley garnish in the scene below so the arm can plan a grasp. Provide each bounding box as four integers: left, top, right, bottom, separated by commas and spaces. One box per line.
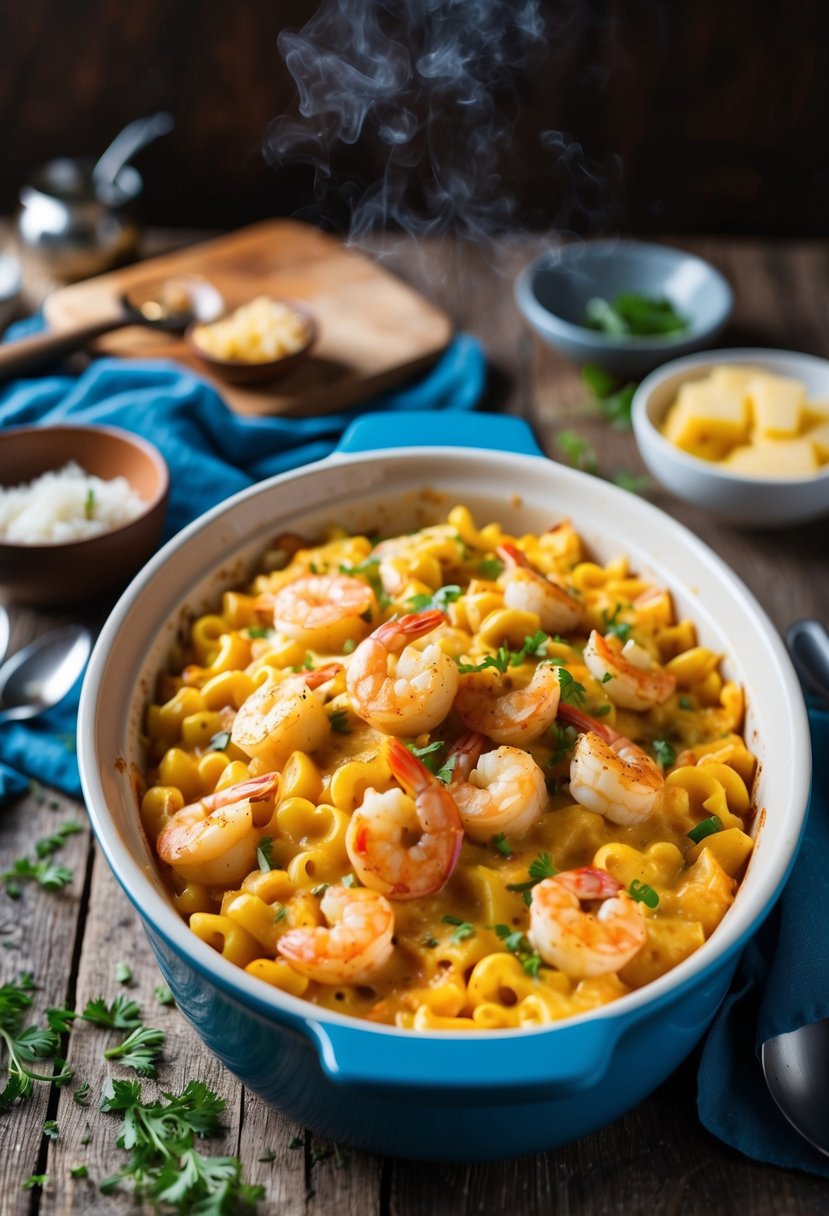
21, 1174, 48, 1191
557, 669, 586, 706
652, 739, 676, 769
602, 603, 632, 643
73, 1080, 91, 1106
493, 925, 544, 977
338, 557, 390, 610
34, 820, 83, 858
506, 852, 558, 906
406, 584, 461, 612
69, 1164, 89, 1178
328, 708, 351, 734
291, 653, 315, 673
288, 1135, 304, 1149
208, 729, 231, 752
311, 883, 330, 897
273, 905, 287, 923
75, 994, 142, 1030
585, 292, 688, 337
342, 638, 356, 655
84, 487, 95, 519
687, 815, 724, 844
477, 556, 504, 579
43, 1118, 59, 1139
628, 880, 660, 908
340, 874, 358, 888
548, 722, 578, 765
422, 935, 439, 949
441, 915, 476, 944
678, 695, 694, 710
256, 838, 274, 872
491, 833, 513, 858
456, 631, 551, 674
593, 703, 612, 715
246, 626, 270, 639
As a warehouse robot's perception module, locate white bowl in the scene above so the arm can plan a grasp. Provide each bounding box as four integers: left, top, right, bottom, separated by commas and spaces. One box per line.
632, 348, 829, 527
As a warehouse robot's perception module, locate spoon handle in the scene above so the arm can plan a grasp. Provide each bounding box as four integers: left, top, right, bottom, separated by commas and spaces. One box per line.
785, 618, 829, 707
0, 316, 131, 382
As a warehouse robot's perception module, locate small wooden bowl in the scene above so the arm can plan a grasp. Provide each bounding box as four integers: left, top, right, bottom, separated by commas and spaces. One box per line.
0, 424, 169, 605
185, 300, 318, 387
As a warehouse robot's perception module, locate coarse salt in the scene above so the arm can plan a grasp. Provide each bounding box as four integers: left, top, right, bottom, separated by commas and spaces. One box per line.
0, 462, 145, 544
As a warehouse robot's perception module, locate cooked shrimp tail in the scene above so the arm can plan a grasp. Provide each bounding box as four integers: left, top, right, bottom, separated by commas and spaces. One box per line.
528, 867, 647, 978
495, 542, 583, 633
454, 661, 561, 746
345, 736, 464, 899
277, 885, 395, 984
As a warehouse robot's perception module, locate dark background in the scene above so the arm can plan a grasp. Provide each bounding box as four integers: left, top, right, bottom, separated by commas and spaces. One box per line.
3, 0, 828, 237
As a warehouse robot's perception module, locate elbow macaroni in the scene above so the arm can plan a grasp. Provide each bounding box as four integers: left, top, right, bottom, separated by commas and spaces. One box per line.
141, 506, 757, 1030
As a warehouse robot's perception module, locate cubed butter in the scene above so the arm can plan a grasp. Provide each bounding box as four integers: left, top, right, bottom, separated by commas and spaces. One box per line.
749, 373, 805, 438
725, 438, 819, 477
663, 381, 750, 461
806, 419, 829, 461
709, 365, 757, 391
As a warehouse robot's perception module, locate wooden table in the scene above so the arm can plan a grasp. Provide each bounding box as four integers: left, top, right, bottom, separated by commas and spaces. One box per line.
2, 232, 828, 1215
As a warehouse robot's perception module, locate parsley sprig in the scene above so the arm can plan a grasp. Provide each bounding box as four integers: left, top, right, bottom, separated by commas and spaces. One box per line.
456, 630, 551, 675
602, 603, 633, 643
404, 740, 456, 784
493, 925, 544, 977
0, 974, 73, 1110
1, 821, 82, 898
99, 1078, 264, 1213
406, 584, 461, 613
506, 852, 558, 906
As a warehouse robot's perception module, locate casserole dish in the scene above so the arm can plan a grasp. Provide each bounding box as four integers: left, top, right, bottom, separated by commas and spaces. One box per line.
78, 411, 810, 1161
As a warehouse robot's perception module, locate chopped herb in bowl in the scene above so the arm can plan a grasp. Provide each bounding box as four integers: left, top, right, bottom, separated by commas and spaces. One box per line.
585, 293, 688, 338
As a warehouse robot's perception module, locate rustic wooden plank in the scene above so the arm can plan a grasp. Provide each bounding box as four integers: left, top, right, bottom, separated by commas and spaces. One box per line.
38, 853, 244, 1216
0, 786, 92, 1215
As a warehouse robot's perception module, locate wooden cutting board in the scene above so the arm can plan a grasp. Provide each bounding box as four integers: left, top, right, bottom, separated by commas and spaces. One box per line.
43, 220, 453, 417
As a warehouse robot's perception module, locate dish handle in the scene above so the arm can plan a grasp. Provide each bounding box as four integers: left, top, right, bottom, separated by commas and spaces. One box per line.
336, 410, 545, 458
306, 1017, 620, 1099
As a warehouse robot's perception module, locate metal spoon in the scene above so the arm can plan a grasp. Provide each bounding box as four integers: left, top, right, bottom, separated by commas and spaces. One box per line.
0, 624, 91, 724
0, 275, 224, 383
760, 617, 829, 1157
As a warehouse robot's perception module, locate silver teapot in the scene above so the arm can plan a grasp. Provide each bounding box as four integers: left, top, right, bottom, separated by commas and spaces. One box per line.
16, 113, 172, 281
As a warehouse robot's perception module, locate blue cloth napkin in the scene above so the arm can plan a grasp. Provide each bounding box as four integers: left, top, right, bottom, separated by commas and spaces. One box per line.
698, 705, 829, 1177
0, 334, 485, 799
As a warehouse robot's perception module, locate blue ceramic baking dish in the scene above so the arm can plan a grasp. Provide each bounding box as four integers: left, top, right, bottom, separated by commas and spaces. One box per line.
78, 411, 810, 1161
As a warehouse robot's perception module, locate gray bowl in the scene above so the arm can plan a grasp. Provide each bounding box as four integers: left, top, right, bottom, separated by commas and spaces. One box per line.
515, 239, 734, 377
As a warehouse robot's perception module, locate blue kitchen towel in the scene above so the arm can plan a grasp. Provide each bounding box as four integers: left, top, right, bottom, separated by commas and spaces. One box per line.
698, 705, 829, 1178
0, 334, 485, 800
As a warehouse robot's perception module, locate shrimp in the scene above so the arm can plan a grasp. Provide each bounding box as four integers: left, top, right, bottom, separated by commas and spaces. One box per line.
156, 773, 280, 885
583, 629, 676, 710
276, 885, 395, 984
528, 867, 647, 978
557, 704, 663, 826
259, 574, 378, 652
346, 610, 458, 736
231, 664, 342, 770
345, 737, 463, 899
448, 732, 548, 842
496, 542, 583, 633
454, 661, 561, 746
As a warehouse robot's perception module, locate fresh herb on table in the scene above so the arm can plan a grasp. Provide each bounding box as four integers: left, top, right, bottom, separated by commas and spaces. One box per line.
0, 974, 73, 1110
76, 994, 142, 1030
406, 584, 461, 612
155, 985, 175, 1008
73, 1080, 91, 1106
34, 820, 84, 858
42, 1118, 60, 1139
581, 364, 636, 430
98, 1078, 264, 1213
21, 1174, 48, 1191
1, 822, 82, 898
493, 924, 544, 977
103, 1025, 165, 1077
115, 962, 133, 987
506, 852, 558, 906
585, 292, 688, 337
556, 429, 599, 475
69, 1163, 89, 1178
612, 469, 654, 495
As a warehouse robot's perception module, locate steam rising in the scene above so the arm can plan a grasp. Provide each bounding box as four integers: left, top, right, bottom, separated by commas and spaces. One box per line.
265, 0, 550, 241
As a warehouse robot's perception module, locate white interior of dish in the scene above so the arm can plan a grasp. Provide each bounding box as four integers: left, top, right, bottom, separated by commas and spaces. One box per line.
79, 446, 810, 1038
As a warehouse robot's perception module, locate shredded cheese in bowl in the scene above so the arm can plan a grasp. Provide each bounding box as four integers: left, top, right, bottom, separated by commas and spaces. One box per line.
190, 297, 312, 364
0, 462, 146, 544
